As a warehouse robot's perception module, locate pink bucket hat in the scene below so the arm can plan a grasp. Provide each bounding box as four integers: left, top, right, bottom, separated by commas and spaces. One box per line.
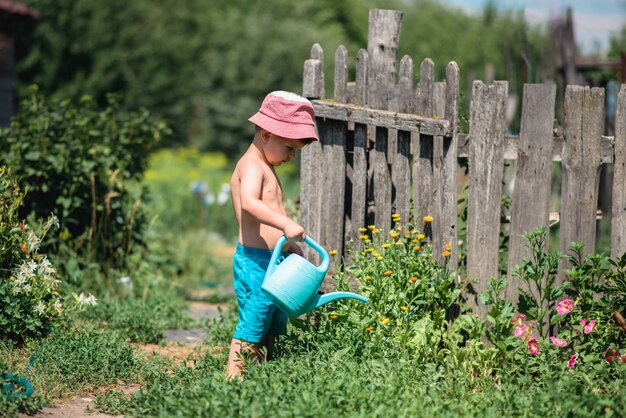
249, 91, 319, 141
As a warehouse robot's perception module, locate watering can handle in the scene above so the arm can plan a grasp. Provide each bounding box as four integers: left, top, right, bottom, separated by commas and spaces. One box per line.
264, 235, 330, 280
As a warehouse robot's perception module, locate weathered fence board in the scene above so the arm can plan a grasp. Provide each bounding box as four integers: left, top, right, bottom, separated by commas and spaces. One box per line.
612, 85, 626, 258
559, 86, 605, 276
442, 62, 460, 269
414, 58, 436, 242
466, 80, 508, 316
506, 83, 556, 304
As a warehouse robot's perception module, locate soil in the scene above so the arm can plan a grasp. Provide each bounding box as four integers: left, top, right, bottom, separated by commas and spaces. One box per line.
19, 301, 228, 418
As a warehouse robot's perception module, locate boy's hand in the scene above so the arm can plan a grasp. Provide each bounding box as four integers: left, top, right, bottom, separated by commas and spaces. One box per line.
283, 221, 305, 242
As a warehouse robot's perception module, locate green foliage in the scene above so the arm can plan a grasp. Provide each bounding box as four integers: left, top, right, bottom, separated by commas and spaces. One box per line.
144, 147, 235, 237
513, 227, 564, 337
0, 167, 64, 343
288, 215, 468, 362
0, 87, 168, 279
15, 0, 550, 157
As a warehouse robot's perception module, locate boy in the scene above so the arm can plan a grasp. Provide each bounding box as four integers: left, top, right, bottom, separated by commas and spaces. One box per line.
227, 91, 318, 380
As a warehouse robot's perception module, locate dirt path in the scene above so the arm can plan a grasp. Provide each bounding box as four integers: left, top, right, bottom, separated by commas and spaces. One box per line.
19, 300, 228, 418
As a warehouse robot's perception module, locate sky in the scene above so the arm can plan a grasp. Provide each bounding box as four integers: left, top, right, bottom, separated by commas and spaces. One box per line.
438, 0, 626, 55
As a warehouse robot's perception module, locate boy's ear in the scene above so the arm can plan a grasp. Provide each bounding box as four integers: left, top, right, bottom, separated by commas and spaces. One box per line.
260, 129, 272, 143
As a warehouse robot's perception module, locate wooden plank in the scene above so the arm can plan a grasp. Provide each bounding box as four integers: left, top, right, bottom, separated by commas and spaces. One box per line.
457, 133, 615, 163
430, 82, 446, 261
442, 61, 460, 271
334, 45, 349, 103
367, 9, 403, 108
319, 119, 347, 257
612, 84, 626, 258
559, 86, 604, 271
415, 58, 436, 240
303, 44, 325, 99
351, 123, 368, 246
311, 100, 451, 136
506, 83, 556, 305
300, 134, 322, 262
372, 126, 392, 235
354, 49, 368, 106
392, 55, 413, 226
466, 80, 508, 318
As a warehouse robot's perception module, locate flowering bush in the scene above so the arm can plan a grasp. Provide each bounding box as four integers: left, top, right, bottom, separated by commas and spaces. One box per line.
288, 214, 476, 362
0, 167, 96, 343
500, 228, 625, 372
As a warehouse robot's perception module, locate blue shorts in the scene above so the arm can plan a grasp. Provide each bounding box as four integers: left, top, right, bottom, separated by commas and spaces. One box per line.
232, 244, 288, 343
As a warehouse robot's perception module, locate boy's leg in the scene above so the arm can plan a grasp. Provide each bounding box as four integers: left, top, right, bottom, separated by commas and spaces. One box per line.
226, 338, 266, 380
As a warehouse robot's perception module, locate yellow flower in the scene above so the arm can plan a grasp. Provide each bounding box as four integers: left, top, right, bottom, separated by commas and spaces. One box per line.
410, 276, 418, 283
359, 227, 368, 233
401, 306, 408, 311
383, 243, 391, 248
396, 321, 402, 326
390, 231, 399, 238
417, 234, 425, 240
444, 243, 452, 250
361, 251, 366, 255
372, 250, 379, 256
395, 241, 403, 245
412, 239, 418, 243
392, 213, 400, 219
373, 228, 381, 234
366, 248, 374, 253
377, 256, 384, 261
329, 249, 337, 256
368, 225, 375, 230
360, 234, 369, 240
423, 216, 433, 223
396, 224, 402, 230
413, 246, 420, 251
330, 315, 338, 319
383, 271, 393, 276
405, 231, 411, 238
364, 275, 371, 281
442, 250, 451, 257
381, 317, 390, 325
365, 326, 375, 332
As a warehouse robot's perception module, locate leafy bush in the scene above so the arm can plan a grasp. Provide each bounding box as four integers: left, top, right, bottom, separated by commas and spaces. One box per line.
0, 87, 168, 277
287, 214, 471, 361
0, 167, 62, 343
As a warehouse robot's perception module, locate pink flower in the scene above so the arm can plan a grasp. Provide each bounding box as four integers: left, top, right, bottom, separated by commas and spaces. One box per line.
580, 319, 587, 327
556, 299, 573, 315
527, 338, 540, 356
583, 319, 596, 334
514, 323, 534, 341
511, 313, 526, 326
567, 354, 577, 369
550, 336, 568, 347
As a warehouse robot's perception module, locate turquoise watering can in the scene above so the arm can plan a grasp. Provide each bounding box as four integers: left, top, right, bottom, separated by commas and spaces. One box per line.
262, 235, 368, 318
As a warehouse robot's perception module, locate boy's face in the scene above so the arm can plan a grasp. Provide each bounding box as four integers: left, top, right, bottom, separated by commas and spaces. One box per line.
263, 132, 307, 166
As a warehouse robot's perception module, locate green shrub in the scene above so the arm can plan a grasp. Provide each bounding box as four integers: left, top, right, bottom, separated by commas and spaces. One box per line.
0, 86, 169, 277
0, 167, 63, 343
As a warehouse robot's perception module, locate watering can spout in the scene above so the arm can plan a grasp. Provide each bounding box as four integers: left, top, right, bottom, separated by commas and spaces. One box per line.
309, 291, 369, 312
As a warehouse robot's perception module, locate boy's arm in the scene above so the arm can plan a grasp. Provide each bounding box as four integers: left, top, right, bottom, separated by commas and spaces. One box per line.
239, 162, 305, 241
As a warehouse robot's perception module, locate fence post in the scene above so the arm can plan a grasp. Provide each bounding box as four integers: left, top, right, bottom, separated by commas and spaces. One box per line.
559, 86, 604, 278
442, 62, 460, 271
466, 80, 508, 318
366, 9, 402, 236
506, 83, 556, 305
612, 84, 626, 258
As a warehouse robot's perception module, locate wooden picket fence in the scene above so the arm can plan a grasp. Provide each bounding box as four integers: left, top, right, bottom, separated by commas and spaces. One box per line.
298, 9, 626, 316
